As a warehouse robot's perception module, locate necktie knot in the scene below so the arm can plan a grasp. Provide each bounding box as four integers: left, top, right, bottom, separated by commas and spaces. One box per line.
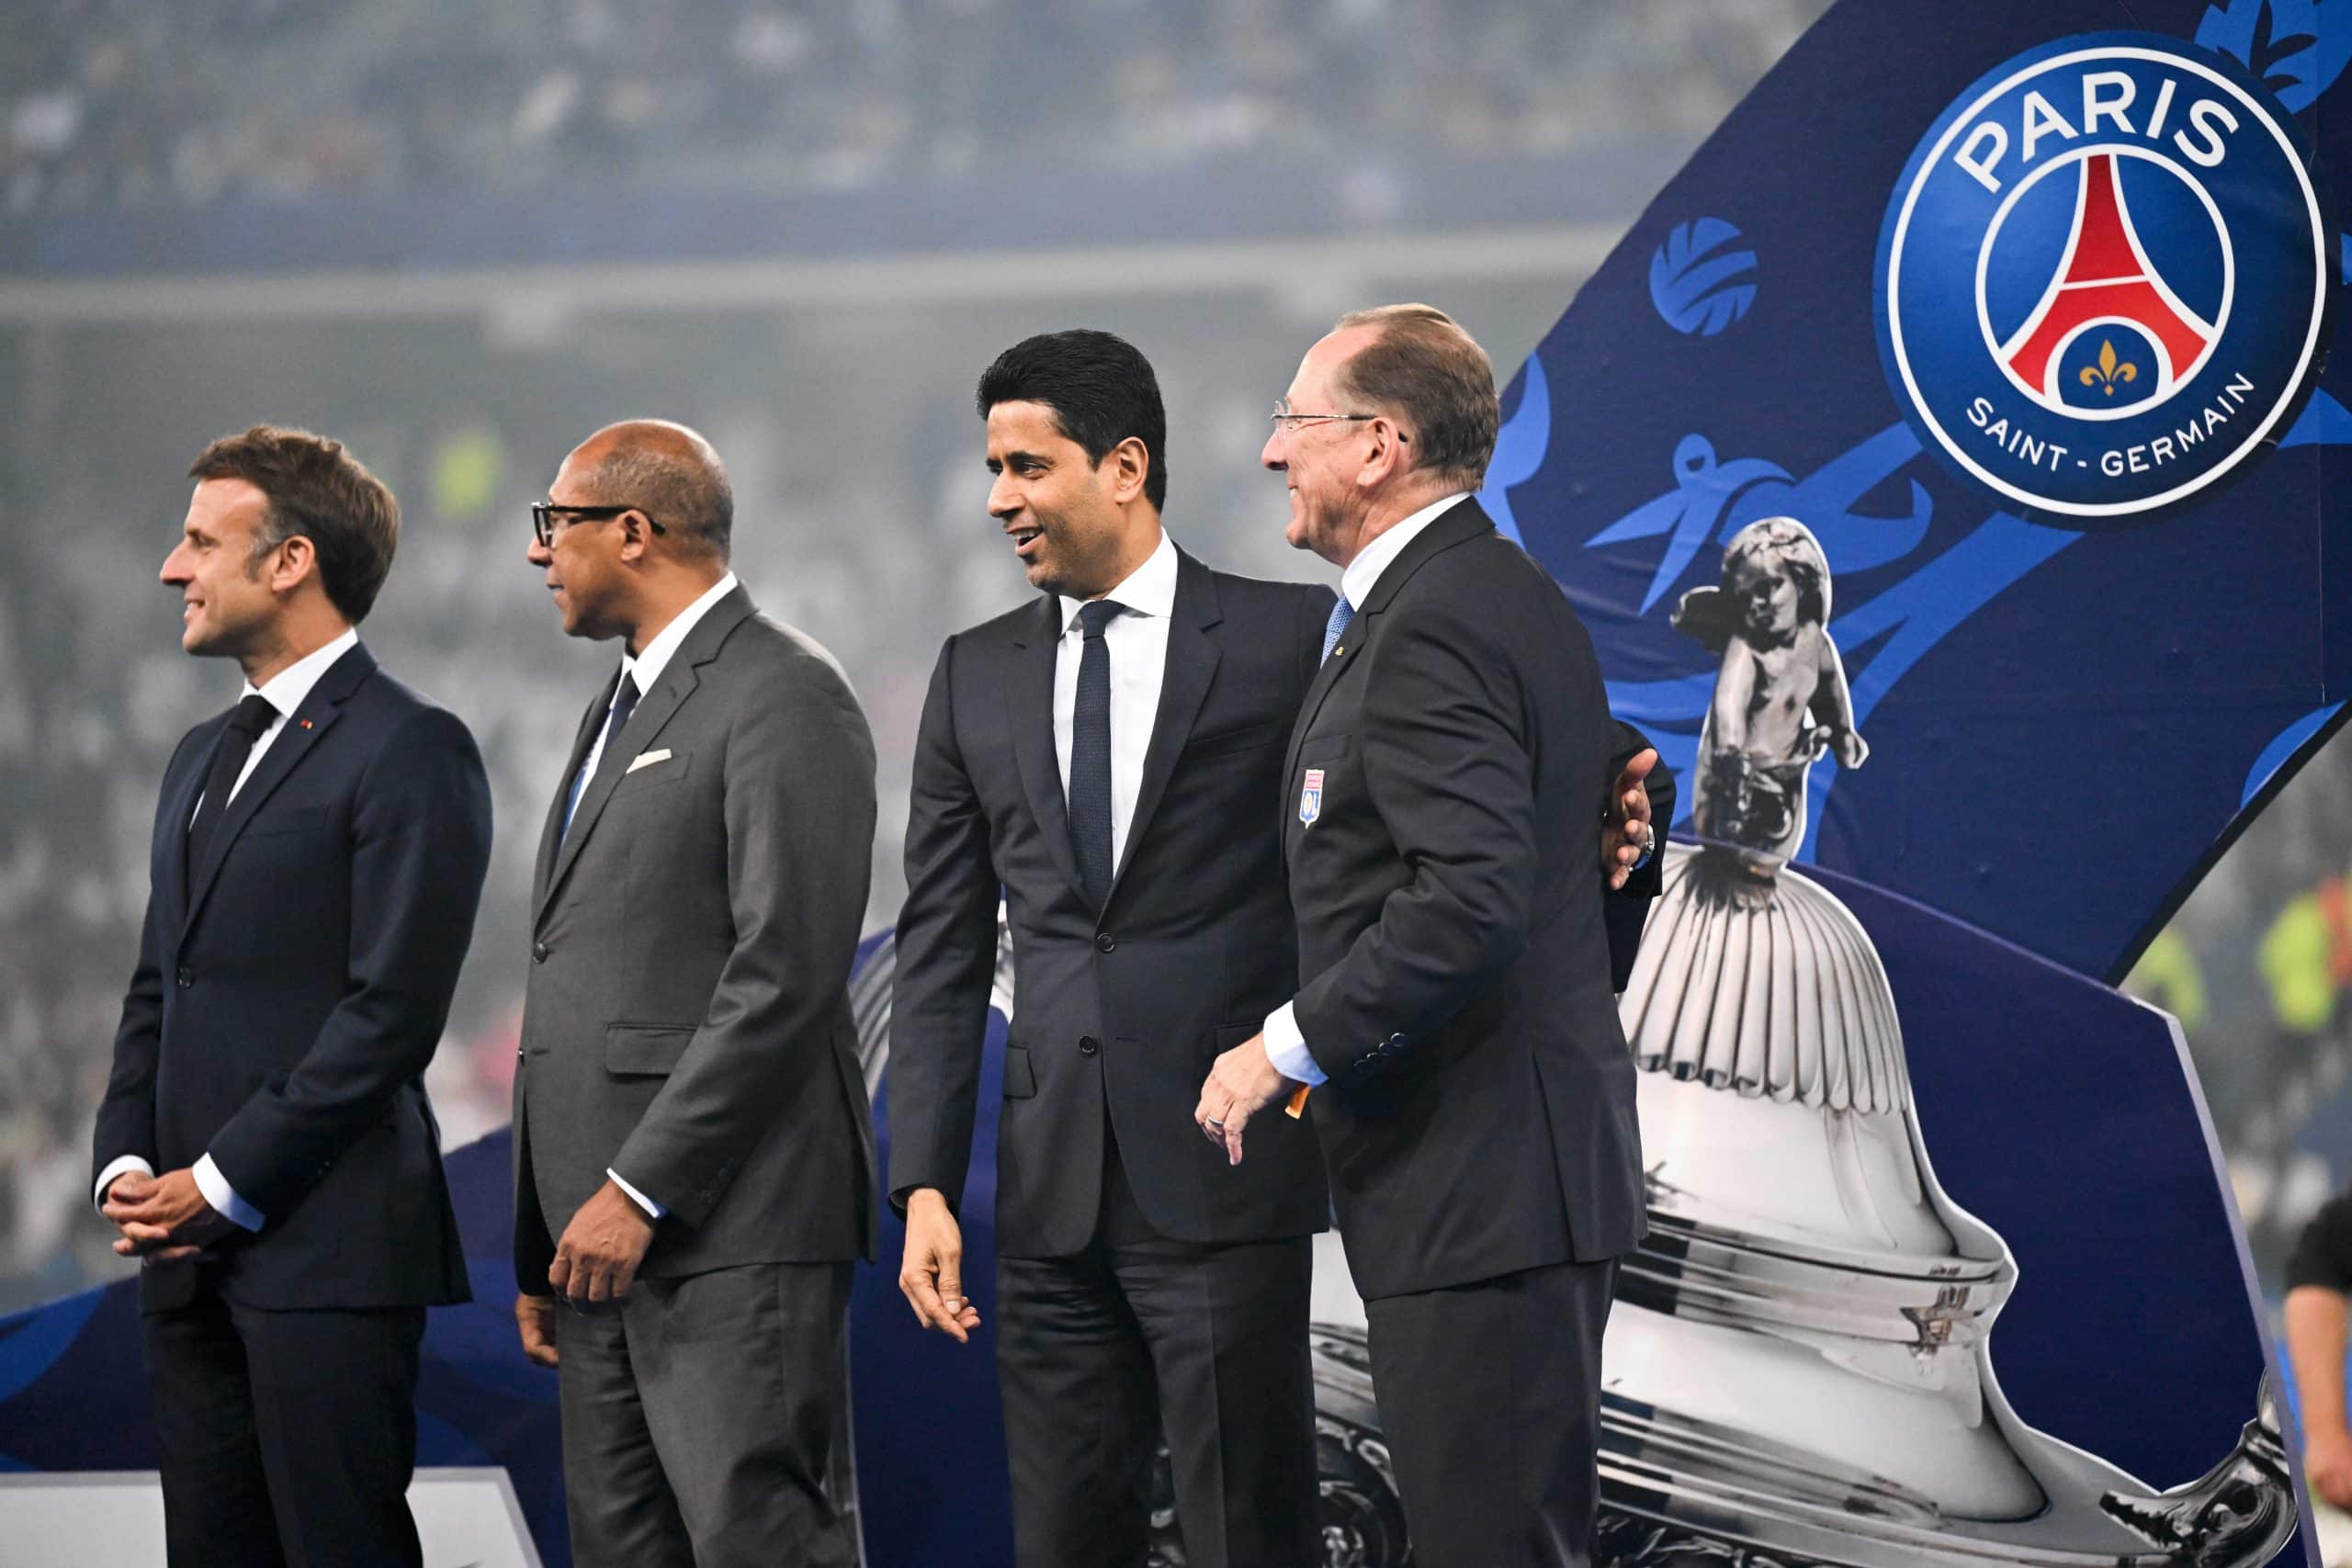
1076, 600, 1123, 640
229, 694, 277, 739
1321, 595, 1355, 663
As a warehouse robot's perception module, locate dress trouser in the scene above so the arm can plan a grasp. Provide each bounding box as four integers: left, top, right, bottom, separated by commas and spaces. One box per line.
1363, 1256, 1621, 1568
554, 1261, 859, 1568
994, 1128, 1320, 1567
143, 1276, 426, 1568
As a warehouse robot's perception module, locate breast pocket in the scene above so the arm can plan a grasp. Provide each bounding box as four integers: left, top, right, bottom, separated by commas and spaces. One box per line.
242, 804, 338, 840
607, 749, 693, 802
1185, 719, 1282, 761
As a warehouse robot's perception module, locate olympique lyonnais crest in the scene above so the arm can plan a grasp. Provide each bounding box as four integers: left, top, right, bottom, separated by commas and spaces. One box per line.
1875, 32, 2327, 523
1299, 768, 1324, 828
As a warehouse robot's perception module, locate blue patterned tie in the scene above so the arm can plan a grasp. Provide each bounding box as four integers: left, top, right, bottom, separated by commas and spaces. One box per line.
563, 671, 641, 839
1321, 593, 1355, 664
1069, 600, 1122, 907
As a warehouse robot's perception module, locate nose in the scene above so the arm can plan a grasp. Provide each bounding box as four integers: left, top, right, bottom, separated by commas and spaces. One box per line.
988, 474, 1021, 522
526, 536, 553, 569
1260, 429, 1287, 471
160, 544, 190, 586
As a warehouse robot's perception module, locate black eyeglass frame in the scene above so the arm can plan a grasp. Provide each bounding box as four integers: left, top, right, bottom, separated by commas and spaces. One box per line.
530, 502, 669, 548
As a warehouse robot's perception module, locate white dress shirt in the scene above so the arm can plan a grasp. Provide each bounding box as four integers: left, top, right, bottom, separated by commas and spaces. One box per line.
1261, 494, 1471, 1087
578, 570, 741, 1222
94, 626, 365, 1228
1053, 530, 1178, 877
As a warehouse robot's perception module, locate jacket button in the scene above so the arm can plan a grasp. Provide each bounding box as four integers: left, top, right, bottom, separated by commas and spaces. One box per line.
1095, 933, 1116, 953
175, 966, 194, 987
532, 942, 549, 963
1079, 1035, 1101, 1056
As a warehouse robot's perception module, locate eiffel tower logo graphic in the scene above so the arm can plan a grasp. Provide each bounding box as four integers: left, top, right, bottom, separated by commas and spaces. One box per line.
1996, 152, 2220, 409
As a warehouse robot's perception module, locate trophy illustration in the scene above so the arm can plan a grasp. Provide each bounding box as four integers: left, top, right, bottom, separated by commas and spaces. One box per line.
1589, 518, 2295, 1566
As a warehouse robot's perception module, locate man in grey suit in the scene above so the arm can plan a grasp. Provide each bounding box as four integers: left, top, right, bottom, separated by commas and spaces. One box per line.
513, 420, 878, 1568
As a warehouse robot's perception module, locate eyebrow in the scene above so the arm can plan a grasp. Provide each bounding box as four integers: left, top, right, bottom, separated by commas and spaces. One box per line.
988, 449, 1049, 469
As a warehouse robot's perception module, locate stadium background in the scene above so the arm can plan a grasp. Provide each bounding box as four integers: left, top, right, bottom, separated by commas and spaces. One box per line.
0, 0, 2334, 1355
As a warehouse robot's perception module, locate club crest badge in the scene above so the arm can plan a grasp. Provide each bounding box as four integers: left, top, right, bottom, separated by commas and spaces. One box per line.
1299, 768, 1324, 828
1875, 31, 2328, 524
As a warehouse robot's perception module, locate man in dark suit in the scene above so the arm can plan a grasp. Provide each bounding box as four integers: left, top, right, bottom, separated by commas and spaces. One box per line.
93, 424, 493, 1568
1196, 305, 1652, 1568
893, 330, 1666, 1566
513, 420, 876, 1568
889, 330, 1335, 1567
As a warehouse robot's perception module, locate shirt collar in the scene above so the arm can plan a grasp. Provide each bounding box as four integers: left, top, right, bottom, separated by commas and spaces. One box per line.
1057, 528, 1178, 637
242, 626, 360, 719
1340, 491, 1472, 611
620, 571, 740, 697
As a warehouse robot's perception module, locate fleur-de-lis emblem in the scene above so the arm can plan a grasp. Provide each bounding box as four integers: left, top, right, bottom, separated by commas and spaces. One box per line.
2078, 339, 2139, 396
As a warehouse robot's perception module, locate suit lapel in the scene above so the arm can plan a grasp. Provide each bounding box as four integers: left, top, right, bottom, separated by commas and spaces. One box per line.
532, 678, 614, 914
180, 643, 374, 943
1279, 497, 1495, 799
1107, 553, 1220, 908
160, 718, 219, 937
537, 587, 758, 922
1005, 594, 1085, 897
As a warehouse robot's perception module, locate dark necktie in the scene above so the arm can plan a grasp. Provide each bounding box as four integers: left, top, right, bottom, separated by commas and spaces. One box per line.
564, 671, 642, 839
1069, 600, 1123, 907
187, 694, 278, 875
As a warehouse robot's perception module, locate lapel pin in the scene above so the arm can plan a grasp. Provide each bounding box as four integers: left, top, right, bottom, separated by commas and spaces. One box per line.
299, 718, 313, 730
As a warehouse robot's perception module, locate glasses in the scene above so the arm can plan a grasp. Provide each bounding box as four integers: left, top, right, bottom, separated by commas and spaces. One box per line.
530, 502, 668, 548
1269, 403, 1400, 436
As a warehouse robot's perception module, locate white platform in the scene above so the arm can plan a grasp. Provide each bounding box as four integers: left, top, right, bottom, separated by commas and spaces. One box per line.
0, 1467, 542, 1567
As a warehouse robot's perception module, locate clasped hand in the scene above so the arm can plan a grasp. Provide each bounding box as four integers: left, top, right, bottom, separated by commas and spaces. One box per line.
102, 1168, 234, 1261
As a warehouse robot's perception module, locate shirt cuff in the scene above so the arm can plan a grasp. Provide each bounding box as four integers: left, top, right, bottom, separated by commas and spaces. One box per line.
609, 1168, 667, 1221
195, 1153, 265, 1232
1261, 1001, 1328, 1087
93, 1155, 154, 1215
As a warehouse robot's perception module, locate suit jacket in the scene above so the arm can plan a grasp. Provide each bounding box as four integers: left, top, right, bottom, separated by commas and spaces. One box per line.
889, 550, 1336, 1258
1283, 497, 1647, 1301
513, 585, 878, 1293
92, 645, 492, 1314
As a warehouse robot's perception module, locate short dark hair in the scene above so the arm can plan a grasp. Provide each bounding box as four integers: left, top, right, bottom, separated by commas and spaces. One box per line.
1330, 303, 1500, 490
976, 330, 1169, 510
188, 424, 400, 624
579, 424, 733, 564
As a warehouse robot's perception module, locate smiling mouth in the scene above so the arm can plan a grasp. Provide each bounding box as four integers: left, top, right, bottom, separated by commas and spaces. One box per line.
1011, 527, 1043, 558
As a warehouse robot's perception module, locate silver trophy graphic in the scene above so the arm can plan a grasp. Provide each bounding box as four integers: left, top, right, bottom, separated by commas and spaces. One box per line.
1589, 517, 2294, 1567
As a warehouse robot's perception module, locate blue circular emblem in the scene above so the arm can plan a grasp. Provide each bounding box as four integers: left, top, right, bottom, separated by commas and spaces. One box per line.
1876, 33, 2327, 523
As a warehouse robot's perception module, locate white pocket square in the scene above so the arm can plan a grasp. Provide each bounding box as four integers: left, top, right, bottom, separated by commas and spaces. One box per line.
626, 749, 673, 774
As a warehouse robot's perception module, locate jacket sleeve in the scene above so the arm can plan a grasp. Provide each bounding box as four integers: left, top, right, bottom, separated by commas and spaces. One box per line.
1293, 593, 1541, 1079
882, 637, 1002, 1217
610, 656, 877, 1227
204, 707, 494, 1218
92, 728, 205, 1192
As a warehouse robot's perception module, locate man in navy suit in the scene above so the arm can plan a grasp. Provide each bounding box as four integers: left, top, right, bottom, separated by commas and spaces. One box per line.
93, 424, 493, 1568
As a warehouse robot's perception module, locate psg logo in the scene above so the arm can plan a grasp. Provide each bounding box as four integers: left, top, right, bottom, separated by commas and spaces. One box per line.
1876, 33, 2328, 523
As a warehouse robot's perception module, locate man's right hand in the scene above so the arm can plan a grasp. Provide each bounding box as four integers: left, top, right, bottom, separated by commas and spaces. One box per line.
515, 1292, 560, 1369
2310, 1424, 2352, 1510
899, 1189, 981, 1344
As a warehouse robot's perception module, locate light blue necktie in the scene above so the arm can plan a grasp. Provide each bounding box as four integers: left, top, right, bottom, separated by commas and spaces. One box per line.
1320, 594, 1355, 664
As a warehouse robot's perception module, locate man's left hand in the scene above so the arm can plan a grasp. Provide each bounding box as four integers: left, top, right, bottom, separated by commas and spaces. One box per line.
103, 1168, 233, 1260
548, 1179, 657, 1304
1193, 1035, 1296, 1168
1604, 748, 1659, 891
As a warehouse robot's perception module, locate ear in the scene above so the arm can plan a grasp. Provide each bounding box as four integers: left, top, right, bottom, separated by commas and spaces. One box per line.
1356, 415, 1410, 490
1104, 437, 1151, 507
617, 511, 654, 562
267, 535, 319, 597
